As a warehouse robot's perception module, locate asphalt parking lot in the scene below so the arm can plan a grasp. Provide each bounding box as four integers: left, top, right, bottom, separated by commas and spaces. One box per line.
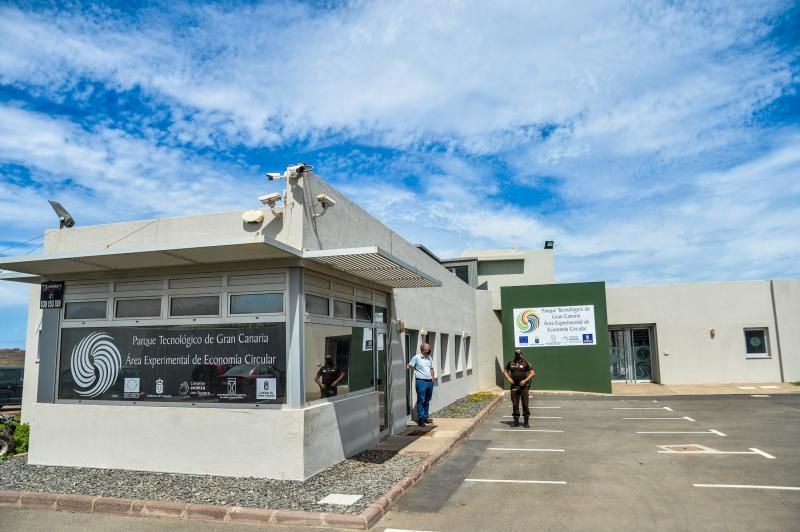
379, 393, 800, 532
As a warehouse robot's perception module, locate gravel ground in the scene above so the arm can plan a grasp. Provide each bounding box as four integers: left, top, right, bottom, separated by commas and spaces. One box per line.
0, 450, 422, 514
431, 392, 497, 418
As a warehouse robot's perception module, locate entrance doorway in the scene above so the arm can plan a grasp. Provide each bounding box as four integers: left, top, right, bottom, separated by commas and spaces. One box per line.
609, 326, 656, 383
403, 330, 418, 421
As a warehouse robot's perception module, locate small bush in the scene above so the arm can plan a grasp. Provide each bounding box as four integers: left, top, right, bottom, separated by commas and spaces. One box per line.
13, 422, 29, 454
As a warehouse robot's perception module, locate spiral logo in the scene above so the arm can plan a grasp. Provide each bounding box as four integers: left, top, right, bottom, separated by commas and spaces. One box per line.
516, 310, 540, 333
71, 332, 122, 398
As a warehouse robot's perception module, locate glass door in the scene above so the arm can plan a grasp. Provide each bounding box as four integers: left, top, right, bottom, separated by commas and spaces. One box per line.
376, 330, 389, 434
609, 327, 654, 383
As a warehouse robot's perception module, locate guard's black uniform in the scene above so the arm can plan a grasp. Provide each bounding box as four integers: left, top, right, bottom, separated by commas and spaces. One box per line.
317, 364, 341, 398
505, 358, 533, 422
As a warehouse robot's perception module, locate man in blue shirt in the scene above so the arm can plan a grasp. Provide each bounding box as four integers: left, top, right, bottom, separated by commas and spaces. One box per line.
407, 343, 436, 427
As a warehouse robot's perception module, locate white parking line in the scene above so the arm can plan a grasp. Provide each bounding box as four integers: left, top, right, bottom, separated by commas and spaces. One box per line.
502, 415, 563, 419
465, 479, 567, 485
637, 429, 726, 436
760, 385, 779, 389
693, 484, 800, 491
751, 394, 771, 398
624, 416, 695, 421
488, 448, 565, 452
492, 429, 564, 433
531, 406, 561, 409
657, 447, 775, 459
613, 407, 673, 411
737, 386, 757, 390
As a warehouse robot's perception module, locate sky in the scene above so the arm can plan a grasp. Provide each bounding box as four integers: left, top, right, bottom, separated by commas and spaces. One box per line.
0, 0, 799, 347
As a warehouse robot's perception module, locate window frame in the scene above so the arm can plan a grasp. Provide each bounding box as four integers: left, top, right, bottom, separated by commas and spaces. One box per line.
63, 299, 109, 321
168, 293, 222, 318
743, 327, 770, 359
228, 291, 285, 316
113, 297, 164, 320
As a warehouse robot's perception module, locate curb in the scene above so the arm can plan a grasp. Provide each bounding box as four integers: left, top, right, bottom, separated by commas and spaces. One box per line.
0, 392, 504, 530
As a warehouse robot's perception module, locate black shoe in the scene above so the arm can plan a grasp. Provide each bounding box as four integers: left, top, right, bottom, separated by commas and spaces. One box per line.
523, 419, 530, 428
424, 418, 434, 424
512, 419, 520, 427
416, 420, 426, 427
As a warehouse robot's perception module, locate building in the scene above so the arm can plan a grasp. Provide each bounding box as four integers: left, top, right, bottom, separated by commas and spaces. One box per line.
0, 165, 797, 479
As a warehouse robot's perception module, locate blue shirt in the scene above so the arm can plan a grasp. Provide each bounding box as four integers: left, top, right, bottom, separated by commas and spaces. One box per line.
408, 354, 433, 380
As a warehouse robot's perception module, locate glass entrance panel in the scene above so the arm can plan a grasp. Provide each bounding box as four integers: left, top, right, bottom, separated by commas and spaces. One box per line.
609, 327, 654, 383
376, 330, 388, 432
631, 328, 653, 382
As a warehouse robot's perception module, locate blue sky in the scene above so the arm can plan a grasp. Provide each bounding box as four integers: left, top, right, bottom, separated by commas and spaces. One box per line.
0, 1, 799, 347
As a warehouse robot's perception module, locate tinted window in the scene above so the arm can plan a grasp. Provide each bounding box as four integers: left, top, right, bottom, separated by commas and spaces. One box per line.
64, 300, 107, 320
230, 293, 283, 314
744, 329, 768, 355
170, 296, 219, 316
306, 294, 329, 316
356, 302, 372, 322
115, 298, 161, 318
334, 300, 353, 319
304, 324, 374, 403
375, 306, 387, 323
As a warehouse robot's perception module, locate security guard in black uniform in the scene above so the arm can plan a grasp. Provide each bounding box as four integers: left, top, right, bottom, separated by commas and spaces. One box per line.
315, 354, 345, 398
503, 349, 535, 427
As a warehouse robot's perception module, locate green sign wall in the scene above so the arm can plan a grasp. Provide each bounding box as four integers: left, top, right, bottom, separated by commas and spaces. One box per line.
501, 282, 611, 393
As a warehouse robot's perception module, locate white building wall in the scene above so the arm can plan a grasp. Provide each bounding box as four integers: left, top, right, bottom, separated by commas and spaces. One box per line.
21, 285, 42, 423
606, 281, 782, 384
475, 290, 503, 389
773, 280, 800, 382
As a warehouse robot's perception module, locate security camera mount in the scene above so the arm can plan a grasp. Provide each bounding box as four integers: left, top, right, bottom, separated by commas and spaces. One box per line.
48, 200, 76, 229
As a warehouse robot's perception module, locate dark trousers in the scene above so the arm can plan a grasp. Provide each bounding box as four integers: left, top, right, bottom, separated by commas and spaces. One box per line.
510, 383, 530, 419
321, 386, 338, 398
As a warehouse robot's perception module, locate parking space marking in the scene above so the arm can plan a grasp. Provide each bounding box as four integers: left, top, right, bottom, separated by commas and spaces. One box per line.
614, 407, 673, 411
693, 484, 800, 491
531, 406, 561, 409
751, 394, 771, 398
624, 416, 695, 421
737, 386, 757, 390
492, 429, 564, 433
657, 445, 775, 459
760, 385, 779, 389
637, 429, 726, 436
502, 415, 563, 419
488, 448, 565, 452
465, 479, 567, 485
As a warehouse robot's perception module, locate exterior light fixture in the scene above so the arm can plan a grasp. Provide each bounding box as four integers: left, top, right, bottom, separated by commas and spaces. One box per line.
48, 200, 75, 229
544, 240, 554, 250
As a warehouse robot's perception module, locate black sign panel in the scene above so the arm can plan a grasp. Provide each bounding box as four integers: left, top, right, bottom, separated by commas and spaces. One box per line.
58, 323, 286, 404
40, 281, 65, 309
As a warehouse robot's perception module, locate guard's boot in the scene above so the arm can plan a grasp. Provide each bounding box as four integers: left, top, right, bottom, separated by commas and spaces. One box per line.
523, 417, 530, 428
512, 417, 520, 427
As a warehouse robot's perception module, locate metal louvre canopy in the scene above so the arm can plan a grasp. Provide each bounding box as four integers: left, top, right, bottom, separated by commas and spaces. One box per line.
304, 247, 441, 289
0, 236, 303, 277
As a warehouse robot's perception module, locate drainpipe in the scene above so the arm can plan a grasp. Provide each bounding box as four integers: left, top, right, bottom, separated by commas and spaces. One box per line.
769, 280, 785, 383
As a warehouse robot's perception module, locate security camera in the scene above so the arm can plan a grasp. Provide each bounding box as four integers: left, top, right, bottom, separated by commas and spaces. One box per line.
316, 193, 336, 209
285, 162, 307, 179
259, 192, 283, 207
266, 172, 282, 181
48, 200, 75, 229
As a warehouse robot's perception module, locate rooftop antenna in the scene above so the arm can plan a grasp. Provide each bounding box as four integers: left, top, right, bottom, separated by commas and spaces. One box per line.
48, 200, 75, 229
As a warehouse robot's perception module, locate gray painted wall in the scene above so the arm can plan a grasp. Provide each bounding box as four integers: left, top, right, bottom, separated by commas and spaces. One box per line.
606, 281, 783, 384
773, 280, 800, 381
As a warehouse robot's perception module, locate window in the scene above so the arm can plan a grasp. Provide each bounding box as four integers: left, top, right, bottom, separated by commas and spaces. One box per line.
306, 294, 330, 316
447, 265, 469, 284
115, 298, 161, 319
334, 300, 353, 319
170, 295, 219, 317
744, 328, 769, 357
454, 334, 463, 372
304, 324, 375, 403
465, 336, 472, 369
229, 293, 283, 314
440, 333, 450, 375
355, 302, 373, 322
374, 306, 387, 323
64, 300, 107, 320
477, 259, 524, 276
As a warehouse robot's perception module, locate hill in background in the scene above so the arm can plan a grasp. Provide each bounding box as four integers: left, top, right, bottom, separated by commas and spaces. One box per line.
0, 348, 25, 366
